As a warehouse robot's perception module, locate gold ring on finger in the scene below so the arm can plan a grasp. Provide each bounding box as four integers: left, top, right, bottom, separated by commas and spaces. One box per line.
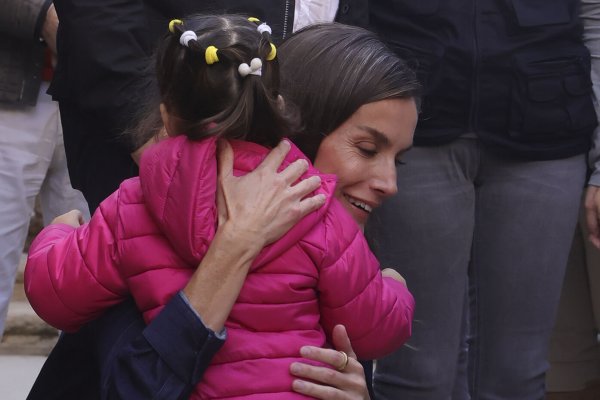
337, 350, 349, 371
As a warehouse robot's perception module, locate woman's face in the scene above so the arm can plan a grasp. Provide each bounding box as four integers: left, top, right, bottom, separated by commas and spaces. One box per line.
314, 98, 417, 227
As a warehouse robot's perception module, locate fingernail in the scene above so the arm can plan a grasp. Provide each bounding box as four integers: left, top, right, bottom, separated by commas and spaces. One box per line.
299, 346, 311, 356
292, 380, 307, 391
295, 159, 308, 171
315, 194, 326, 204
290, 362, 301, 374
280, 140, 291, 148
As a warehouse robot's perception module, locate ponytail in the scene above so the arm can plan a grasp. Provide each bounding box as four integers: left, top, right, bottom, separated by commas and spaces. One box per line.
151, 14, 297, 147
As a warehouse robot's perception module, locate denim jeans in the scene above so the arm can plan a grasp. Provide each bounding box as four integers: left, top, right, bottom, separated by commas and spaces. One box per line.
546, 201, 600, 392
0, 83, 89, 338
366, 138, 586, 399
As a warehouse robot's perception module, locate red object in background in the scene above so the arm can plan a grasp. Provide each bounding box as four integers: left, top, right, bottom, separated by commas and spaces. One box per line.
42, 48, 53, 82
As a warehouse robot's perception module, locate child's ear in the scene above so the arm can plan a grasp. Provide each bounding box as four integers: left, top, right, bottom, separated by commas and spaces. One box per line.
159, 103, 176, 137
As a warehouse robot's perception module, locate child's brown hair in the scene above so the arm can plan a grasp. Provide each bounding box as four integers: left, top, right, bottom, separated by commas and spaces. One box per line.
132, 14, 296, 149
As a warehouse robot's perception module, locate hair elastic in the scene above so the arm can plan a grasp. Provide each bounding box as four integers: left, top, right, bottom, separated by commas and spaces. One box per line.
238, 58, 262, 77
168, 19, 183, 33
246, 17, 276, 61
205, 45, 220, 65
257, 23, 272, 35
179, 30, 198, 47
266, 43, 277, 61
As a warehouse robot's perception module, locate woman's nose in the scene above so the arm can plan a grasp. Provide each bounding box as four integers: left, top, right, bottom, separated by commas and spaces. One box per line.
372, 163, 398, 198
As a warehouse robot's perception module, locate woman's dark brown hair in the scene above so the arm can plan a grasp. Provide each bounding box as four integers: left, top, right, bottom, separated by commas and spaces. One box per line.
279, 23, 421, 161
132, 14, 294, 148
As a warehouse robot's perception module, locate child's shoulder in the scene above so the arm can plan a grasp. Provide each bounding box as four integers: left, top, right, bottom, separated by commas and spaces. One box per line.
300, 197, 366, 269
117, 176, 144, 205
98, 177, 147, 228
103, 176, 162, 243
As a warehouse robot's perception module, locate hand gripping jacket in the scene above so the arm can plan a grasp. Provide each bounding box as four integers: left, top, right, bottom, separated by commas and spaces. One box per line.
25, 136, 414, 399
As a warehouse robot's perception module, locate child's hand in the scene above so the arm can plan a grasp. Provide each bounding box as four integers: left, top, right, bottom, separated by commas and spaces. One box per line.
382, 268, 407, 286
52, 210, 85, 227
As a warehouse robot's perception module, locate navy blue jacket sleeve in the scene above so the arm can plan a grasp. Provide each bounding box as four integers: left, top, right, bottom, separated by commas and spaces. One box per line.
97, 293, 225, 400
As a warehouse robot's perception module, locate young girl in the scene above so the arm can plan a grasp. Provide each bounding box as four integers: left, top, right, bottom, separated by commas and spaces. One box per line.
25, 15, 414, 399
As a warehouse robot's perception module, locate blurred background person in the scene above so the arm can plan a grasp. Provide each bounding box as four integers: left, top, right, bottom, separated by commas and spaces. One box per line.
546, 0, 600, 398
0, 0, 88, 339
366, 0, 597, 398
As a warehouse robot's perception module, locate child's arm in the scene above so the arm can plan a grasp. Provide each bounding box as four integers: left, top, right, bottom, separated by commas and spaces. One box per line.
25, 191, 128, 332
317, 209, 415, 360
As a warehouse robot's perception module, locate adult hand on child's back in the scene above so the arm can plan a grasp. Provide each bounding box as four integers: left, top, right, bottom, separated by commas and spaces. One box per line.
217, 139, 326, 249
184, 140, 327, 333
51, 210, 85, 227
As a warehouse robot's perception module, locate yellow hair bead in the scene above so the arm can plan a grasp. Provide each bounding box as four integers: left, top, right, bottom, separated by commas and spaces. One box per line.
205, 46, 219, 65
168, 19, 183, 33
248, 17, 260, 23
266, 43, 277, 61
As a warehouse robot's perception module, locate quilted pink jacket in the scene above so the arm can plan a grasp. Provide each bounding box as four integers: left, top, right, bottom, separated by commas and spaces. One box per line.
25, 136, 414, 399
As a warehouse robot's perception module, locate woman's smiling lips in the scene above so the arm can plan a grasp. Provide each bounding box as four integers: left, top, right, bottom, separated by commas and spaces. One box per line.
343, 194, 376, 214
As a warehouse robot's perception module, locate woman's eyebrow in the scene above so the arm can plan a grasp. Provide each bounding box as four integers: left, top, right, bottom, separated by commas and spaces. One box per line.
357, 125, 390, 145
397, 145, 414, 156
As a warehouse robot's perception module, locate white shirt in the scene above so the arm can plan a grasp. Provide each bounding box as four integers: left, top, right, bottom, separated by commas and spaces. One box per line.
292, 0, 340, 32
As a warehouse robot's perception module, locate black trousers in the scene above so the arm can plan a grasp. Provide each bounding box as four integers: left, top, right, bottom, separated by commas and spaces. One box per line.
27, 299, 143, 400
58, 101, 138, 213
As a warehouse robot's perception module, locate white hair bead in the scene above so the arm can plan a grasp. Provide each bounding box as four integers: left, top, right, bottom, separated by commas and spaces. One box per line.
238, 63, 252, 77
238, 58, 263, 77
179, 30, 198, 47
257, 23, 272, 35
250, 58, 262, 71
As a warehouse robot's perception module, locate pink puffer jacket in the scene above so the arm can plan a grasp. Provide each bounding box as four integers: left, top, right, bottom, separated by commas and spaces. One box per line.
25, 136, 414, 399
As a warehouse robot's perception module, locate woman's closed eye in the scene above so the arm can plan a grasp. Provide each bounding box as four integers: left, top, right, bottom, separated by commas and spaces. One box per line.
357, 146, 377, 158
357, 145, 407, 165
394, 146, 413, 166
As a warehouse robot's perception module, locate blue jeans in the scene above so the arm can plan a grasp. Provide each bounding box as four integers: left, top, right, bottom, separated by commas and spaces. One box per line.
366, 138, 586, 400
